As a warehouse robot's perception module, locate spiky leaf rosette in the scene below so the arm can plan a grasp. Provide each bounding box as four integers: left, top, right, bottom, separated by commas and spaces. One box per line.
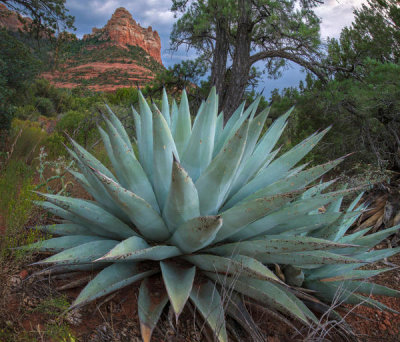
27, 88, 400, 342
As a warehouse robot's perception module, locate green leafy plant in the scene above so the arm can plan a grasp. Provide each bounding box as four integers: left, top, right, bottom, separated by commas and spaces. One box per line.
26, 88, 400, 341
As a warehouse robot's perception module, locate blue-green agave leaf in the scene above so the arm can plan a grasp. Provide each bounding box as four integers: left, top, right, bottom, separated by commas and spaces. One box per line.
184, 254, 280, 282
33, 240, 119, 265
190, 280, 228, 342
34, 223, 96, 236
97, 236, 181, 262
232, 188, 365, 241
103, 115, 158, 211
206, 236, 353, 257
304, 280, 399, 313
173, 89, 192, 155
256, 250, 362, 265
213, 101, 245, 157
67, 136, 116, 181
181, 87, 218, 181
196, 120, 249, 215
160, 262, 196, 319
163, 159, 200, 233
161, 88, 171, 126
208, 274, 309, 324
37, 193, 136, 239
72, 263, 156, 309
170, 216, 223, 253
228, 128, 330, 206
21, 235, 106, 252
152, 105, 179, 210
131, 106, 142, 149
215, 191, 299, 242
104, 104, 133, 150
91, 169, 170, 241
138, 277, 169, 342
138, 91, 154, 180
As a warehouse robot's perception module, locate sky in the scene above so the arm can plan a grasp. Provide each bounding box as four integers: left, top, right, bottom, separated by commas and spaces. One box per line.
65, 0, 366, 98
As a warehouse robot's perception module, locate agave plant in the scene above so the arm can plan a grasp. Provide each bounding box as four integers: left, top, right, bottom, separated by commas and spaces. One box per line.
26, 88, 400, 341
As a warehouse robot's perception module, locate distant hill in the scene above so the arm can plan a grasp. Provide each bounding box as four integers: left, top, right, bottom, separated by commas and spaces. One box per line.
0, 5, 164, 91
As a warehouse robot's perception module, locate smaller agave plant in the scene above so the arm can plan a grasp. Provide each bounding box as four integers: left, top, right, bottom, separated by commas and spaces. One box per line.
25, 88, 400, 341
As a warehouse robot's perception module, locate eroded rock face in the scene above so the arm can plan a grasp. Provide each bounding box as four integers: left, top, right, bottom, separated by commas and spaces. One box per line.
0, 4, 32, 32
83, 7, 162, 64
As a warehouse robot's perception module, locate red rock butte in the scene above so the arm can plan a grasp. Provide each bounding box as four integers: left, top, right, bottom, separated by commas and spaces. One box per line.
0, 3, 32, 32
83, 7, 162, 65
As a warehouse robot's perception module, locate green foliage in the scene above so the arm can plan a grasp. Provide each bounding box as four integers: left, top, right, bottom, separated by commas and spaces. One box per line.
1, 0, 75, 35
0, 29, 41, 133
27, 88, 399, 342
0, 159, 39, 259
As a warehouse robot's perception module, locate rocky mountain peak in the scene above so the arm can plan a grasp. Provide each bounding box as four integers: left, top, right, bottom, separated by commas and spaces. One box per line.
83, 7, 162, 64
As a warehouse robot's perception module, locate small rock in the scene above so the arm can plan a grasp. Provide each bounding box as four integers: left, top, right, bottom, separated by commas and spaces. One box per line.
19, 269, 29, 280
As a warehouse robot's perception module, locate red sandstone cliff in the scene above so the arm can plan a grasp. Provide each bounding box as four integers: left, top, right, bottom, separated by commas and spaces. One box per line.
83, 7, 162, 64
0, 3, 32, 32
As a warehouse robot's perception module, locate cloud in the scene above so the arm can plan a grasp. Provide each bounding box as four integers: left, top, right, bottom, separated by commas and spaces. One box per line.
316, 0, 366, 38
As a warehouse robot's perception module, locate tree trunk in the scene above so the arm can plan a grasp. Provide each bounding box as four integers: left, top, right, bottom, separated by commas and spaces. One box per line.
220, 0, 253, 122
210, 20, 229, 99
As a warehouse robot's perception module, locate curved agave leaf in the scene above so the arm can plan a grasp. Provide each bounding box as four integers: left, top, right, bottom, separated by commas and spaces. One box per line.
214, 101, 244, 156
173, 90, 192, 155
161, 88, 171, 126
206, 236, 353, 257
232, 188, 364, 241
304, 280, 399, 313
163, 159, 200, 233
256, 250, 362, 265
214, 97, 258, 157
97, 236, 181, 262
103, 115, 158, 211
22, 235, 105, 252
227, 128, 330, 206
323, 280, 400, 298
214, 111, 224, 147
34, 223, 96, 236
33, 240, 119, 265
196, 120, 249, 215
185, 254, 280, 282
37, 193, 136, 239
181, 87, 217, 181
215, 191, 299, 242
104, 104, 133, 150
238, 157, 345, 207
131, 106, 142, 149
67, 136, 116, 181
152, 105, 179, 210
67, 150, 130, 222
138, 277, 169, 342
137, 91, 154, 180
170, 99, 179, 134
35, 201, 119, 239
160, 262, 196, 319
266, 212, 342, 235
208, 273, 309, 324
226, 106, 270, 199
275, 284, 319, 324
98, 126, 128, 186
72, 263, 156, 309
91, 169, 170, 241
190, 280, 228, 342
169, 215, 223, 253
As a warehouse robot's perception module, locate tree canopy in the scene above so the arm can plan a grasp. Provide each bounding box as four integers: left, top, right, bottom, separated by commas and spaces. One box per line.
1, 0, 75, 36
170, 0, 326, 119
